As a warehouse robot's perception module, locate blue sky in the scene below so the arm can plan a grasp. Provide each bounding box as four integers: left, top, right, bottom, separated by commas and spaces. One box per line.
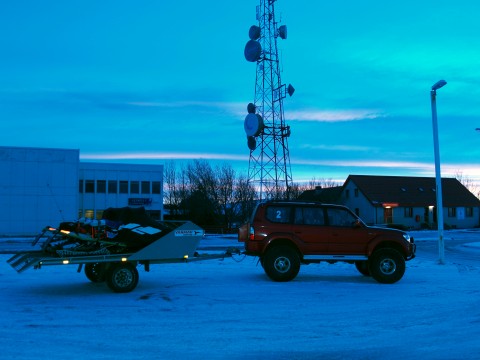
1, 0, 479, 185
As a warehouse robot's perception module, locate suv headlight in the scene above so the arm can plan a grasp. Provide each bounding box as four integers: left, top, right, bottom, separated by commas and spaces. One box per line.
403, 234, 411, 242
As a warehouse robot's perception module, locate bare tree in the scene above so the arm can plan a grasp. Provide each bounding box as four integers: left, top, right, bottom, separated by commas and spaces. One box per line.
307, 177, 341, 189
455, 170, 480, 199
234, 174, 256, 222
288, 183, 304, 200
186, 160, 219, 226
163, 161, 191, 218
164, 161, 177, 213
217, 164, 236, 229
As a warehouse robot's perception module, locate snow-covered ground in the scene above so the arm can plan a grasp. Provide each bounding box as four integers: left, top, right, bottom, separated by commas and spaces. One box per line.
1, 230, 479, 359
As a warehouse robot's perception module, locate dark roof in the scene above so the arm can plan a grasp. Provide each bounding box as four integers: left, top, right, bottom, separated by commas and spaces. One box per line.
298, 186, 343, 204
344, 175, 480, 207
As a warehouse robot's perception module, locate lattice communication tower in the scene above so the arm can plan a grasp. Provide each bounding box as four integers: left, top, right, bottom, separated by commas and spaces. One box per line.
243, 0, 294, 200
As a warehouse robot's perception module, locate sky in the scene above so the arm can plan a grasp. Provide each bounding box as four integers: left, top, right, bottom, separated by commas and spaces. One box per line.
1, 0, 480, 186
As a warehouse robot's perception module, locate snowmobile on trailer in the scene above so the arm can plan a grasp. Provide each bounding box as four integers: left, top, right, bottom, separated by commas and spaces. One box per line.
7, 207, 236, 293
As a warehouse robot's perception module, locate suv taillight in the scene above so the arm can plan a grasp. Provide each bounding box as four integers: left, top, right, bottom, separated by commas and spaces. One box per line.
249, 226, 255, 241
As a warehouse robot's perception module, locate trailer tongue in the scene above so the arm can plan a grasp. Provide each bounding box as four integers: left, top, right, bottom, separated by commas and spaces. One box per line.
7, 207, 237, 293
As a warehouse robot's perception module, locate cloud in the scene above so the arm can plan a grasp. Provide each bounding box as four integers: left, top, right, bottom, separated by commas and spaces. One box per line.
294, 158, 431, 170
286, 109, 386, 122
81, 151, 248, 162
292, 158, 480, 181
126, 100, 245, 114
300, 144, 373, 152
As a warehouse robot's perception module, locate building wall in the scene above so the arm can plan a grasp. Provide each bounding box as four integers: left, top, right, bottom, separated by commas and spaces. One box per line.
0, 146, 79, 235
341, 181, 376, 225
0, 146, 165, 236
341, 179, 480, 229
79, 162, 164, 221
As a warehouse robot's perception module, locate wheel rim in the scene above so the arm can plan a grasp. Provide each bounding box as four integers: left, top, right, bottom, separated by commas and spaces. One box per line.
274, 256, 291, 273
114, 268, 133, 288
379, 258, 396, 275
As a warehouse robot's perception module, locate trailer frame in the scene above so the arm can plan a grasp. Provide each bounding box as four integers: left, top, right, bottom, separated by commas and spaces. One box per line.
7, 219, 239, 293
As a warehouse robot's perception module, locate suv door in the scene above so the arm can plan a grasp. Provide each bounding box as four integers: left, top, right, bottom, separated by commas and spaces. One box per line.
324, 207, 374, 254
291, 205, 329, 253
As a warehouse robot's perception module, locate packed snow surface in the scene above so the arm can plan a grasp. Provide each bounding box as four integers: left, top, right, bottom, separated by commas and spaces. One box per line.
1, 230, 479, 359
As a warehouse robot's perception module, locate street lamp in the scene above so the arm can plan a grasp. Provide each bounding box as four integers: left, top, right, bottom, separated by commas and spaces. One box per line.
430, 79, 447, 264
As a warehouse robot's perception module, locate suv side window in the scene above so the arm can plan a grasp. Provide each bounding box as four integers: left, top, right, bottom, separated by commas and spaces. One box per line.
327, 208, 357, 227
294, 207, 325, 225
266, 206, 291, 223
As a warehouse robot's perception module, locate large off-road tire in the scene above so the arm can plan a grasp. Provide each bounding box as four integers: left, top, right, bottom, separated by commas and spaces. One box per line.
106, 262, 139, 293
369, 249, 405, 284
263, 245, 300, 282
355, 261, 370, 276
84, 263, 107, 283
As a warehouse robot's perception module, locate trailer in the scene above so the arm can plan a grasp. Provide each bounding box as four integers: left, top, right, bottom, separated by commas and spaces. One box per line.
7, 207, 238, 293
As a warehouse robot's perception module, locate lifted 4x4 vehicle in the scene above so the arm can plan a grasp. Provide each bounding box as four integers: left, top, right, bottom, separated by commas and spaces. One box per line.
238, 201, 416, 284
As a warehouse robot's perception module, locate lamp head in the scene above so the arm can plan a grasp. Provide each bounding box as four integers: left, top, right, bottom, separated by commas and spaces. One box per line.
432, 80, 447, 91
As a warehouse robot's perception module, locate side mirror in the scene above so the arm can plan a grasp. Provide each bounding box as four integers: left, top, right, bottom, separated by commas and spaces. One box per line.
353, 219, 362, 228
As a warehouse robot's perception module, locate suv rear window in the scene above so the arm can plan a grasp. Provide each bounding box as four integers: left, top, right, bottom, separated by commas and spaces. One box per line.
327, 207, 357, 227
294, 207, 325, 225
265, 206, 291, 223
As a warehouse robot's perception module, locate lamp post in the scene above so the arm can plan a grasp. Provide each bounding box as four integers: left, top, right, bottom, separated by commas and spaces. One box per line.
430, 79, 447, 264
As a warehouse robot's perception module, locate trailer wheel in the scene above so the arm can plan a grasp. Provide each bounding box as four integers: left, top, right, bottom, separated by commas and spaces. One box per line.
84, 263, 106, 282
106, 262, 139, 293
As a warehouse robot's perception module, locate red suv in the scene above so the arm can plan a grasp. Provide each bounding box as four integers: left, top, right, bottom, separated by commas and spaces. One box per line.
238, 201, 416, 283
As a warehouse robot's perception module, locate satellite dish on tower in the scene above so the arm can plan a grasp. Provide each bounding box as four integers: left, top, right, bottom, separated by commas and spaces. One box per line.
249, 25, 261, 40
278, 25, 287, 39
244, 113, 264, 137
247, 136, 257, 151
244, 40, 262, 62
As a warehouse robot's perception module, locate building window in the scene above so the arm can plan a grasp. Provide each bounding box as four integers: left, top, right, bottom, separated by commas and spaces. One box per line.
152, 181, 161, 194
354, 188, 359, 197
448, 207, 457, 218
345, 190, 350, 198
466, 207, 473, 217
79, 180, 84, 193
108, 180, 117, 194
141, 181, 150, 194
119, 181, 129, 194
404, 207, 413, 218
96, 180, 106, 193
130, 181, 139, 194
85, 180, 95, 193
84, 209, 94, 219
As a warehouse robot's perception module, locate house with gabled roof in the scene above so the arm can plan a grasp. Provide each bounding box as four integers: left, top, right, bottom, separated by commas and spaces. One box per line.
342, 175, 480, 229
297, 186, 343, 203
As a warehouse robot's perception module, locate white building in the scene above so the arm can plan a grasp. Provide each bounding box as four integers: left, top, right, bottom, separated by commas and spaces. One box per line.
0, 146, 163, 236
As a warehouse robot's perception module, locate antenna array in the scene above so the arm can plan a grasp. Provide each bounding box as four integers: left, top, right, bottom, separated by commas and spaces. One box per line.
243, 0, 295, 200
